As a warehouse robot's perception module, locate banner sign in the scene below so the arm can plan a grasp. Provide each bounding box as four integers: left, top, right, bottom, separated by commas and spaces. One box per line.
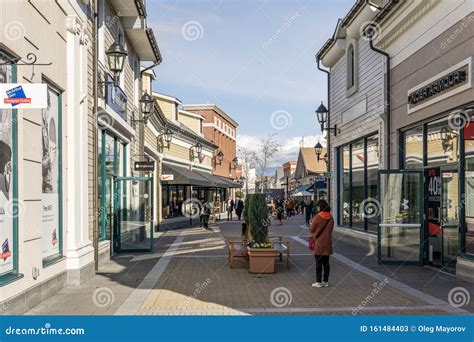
134, 161, 155, 172
42, 87, 60, 259
0, 83, 47, 109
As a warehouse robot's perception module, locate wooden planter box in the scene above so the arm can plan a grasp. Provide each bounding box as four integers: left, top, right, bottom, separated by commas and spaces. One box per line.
247, 247, 277, 273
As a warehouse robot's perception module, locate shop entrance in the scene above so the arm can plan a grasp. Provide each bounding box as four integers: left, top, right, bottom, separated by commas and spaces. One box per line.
426, 167, 459, 272
112, 177, 154, 253
378, 170, 424, 264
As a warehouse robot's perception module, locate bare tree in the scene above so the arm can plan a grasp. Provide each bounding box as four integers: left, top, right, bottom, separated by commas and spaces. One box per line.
252, 134, 280, 193
238, 147, 253, 195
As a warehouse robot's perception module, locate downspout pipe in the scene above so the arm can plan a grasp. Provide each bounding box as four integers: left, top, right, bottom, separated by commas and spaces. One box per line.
368, 38, 391, 170
316, 56, 331, 203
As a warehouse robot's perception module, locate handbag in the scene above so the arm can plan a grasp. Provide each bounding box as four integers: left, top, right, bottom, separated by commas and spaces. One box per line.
308, 217, 331, 251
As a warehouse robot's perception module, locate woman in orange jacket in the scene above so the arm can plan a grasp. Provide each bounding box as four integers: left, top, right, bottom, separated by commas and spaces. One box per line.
308, 199, 334, 288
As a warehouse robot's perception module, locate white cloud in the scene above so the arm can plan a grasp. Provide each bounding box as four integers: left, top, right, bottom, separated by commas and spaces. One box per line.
237, 134, 326, 171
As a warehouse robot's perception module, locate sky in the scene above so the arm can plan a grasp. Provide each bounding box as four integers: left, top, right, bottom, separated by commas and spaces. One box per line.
146, 0, 354, 166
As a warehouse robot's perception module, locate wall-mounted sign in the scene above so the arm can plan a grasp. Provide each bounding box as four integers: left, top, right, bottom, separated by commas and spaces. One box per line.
134, 161, 154, 172
161, 174, 174, 181
0, 83, 47, 109
408, 69, 467, 106
314, 176, 326, 182
323, 172, 332, 178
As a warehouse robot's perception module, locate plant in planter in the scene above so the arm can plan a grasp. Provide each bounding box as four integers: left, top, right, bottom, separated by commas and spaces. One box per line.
242, 194, 252, 239
247, 193, 277, 273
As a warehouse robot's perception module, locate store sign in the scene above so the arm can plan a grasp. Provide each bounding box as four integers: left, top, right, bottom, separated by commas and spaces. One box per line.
314, 176, 326, 182
0, 83, 47, 109
42, 87, 60, 259
323, 172, 332, 178
408, 68, 467, 106
134, 161, 155, 172
161, 174, 174, 181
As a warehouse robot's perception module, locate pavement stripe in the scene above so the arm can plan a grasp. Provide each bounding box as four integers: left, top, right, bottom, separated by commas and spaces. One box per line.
291, 236, 469, 315
114, 232, 185, 315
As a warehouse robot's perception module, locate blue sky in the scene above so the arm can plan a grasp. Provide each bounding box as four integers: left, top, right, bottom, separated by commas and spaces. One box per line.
146, 0, 353, 161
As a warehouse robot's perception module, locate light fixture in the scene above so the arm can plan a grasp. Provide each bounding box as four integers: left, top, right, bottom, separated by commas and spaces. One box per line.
314, 141, 323, 161
192, 142, 203, 159
315, 101, 338, 136
215, 151, 224, 165
158, 127, 173, 151
132, 92, 154, 125
106, 35, 127, 86
231, 157, 239, 169
440, 126, 453, 153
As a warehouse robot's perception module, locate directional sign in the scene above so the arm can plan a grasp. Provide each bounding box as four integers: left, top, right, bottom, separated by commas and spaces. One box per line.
134, 161, 155, 172
323, 172, 332, 178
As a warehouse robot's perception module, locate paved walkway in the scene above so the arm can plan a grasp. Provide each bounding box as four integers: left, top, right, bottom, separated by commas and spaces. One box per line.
25, 215, 473, 315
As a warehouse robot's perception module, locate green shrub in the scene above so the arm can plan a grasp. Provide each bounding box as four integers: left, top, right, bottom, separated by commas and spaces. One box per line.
243, 194, 252, 226
248, 193, 270, 245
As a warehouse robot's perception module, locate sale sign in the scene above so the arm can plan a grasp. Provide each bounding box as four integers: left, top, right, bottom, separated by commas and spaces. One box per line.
0, 83, 47, 109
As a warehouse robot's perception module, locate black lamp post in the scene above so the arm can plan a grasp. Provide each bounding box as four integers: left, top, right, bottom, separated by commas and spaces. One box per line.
316, 101, 337, 136
106, 37, 127, 86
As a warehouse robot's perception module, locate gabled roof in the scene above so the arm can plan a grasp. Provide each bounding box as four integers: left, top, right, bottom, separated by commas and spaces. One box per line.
294, 147, 327, 180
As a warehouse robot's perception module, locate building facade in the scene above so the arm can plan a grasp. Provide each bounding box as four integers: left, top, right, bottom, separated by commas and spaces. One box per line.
370, 0, 474, 280
0, 0, 94, 313
293, 147, 327, 199
316, 0, 386, 233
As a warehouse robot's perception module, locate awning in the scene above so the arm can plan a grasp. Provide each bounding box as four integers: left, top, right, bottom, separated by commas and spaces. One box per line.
216, 175, 243, 188
194, 171, 230, 188
161, 164, 210, 187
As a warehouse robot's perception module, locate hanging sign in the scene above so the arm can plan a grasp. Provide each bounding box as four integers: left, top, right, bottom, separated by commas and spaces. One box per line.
464, 121, 474, 140
134, 161, 155, 172
0, 83, 47, 109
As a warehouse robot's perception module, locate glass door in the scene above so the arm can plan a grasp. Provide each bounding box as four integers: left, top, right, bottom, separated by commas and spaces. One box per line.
378, 170, 424, 264
440, 170, 459, 272
113, 177, 153, 253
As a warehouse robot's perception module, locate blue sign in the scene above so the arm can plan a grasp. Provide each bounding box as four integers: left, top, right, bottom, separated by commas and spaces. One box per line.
5, 85, 27, 107
106, 75, 127, 121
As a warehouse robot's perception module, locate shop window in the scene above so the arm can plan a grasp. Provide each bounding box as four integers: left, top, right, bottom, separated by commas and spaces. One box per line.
338, 134, 379, 231
342, 146, 350, 226
0, 52, 19, 282
465, 139, 474, 255
403, 126, 423, 169
351, 140, 365, 229
42, 83, 63, 265
98, 131, 126, 241
427, 119, 459, 167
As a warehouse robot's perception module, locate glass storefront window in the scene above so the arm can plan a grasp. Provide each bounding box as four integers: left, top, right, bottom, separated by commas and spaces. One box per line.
404, 126, 423, 169
465, 139, 474, 255
351, 140, 365, 229
342, 145, 350, 226
338, 134, 379, 231
427, 119, 459, 167
366, 135, 379, 232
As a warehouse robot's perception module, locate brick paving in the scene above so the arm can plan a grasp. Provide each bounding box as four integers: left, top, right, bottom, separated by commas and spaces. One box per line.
24, 215, 473, 316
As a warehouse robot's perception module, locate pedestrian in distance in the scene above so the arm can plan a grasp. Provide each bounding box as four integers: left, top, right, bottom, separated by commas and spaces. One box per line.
226, 197, 234, 221
304, 197, 314, 225
309, 199, 334, 288
235, 196, 244, 221
202, 198, 211, 229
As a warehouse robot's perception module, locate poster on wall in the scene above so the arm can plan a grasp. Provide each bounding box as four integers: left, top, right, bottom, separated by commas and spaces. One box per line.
0, 62, 14, 275
42, 87, 60, 259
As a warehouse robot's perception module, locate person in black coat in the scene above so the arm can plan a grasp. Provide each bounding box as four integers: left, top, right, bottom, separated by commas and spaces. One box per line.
235, 197, 244, 221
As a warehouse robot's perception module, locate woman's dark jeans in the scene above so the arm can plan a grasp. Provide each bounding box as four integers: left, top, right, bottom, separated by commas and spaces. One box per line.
315, 255, 330, 283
